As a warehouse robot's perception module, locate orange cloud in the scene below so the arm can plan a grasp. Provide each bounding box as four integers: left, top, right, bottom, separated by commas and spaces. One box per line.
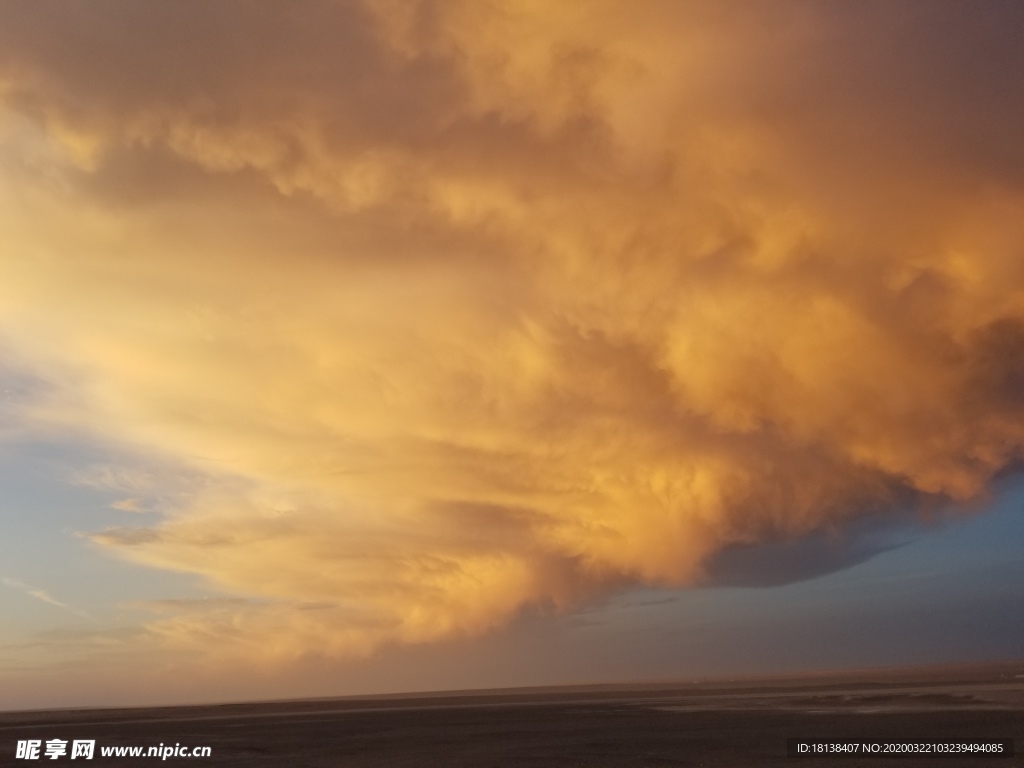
0, 0, 1021, 665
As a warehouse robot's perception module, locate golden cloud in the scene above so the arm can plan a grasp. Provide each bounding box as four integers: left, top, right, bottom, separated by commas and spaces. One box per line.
0, 0, 1022, 663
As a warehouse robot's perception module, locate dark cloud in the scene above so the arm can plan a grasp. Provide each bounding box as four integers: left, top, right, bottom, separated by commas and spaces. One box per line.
702, 518, 913, 587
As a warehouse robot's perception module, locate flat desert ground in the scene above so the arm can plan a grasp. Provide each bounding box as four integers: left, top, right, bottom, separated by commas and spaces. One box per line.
3, 662, 1022, 767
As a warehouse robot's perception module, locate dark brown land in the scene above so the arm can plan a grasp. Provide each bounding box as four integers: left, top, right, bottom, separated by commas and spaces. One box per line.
2, 661, 1022, 767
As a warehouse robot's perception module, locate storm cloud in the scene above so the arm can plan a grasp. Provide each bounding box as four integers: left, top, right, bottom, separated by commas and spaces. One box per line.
0, 0, 1021, 664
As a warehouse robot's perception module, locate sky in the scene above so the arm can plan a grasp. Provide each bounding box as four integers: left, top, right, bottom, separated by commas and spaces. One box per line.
0, 0, 1022, 710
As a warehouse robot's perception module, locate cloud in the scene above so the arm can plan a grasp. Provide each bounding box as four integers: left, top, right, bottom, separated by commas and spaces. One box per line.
1, 578, 95, 624
109, 498, 146, 513
0, 0, 1021, 664
2, 577, 69, 609
701, 517, 915, 588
